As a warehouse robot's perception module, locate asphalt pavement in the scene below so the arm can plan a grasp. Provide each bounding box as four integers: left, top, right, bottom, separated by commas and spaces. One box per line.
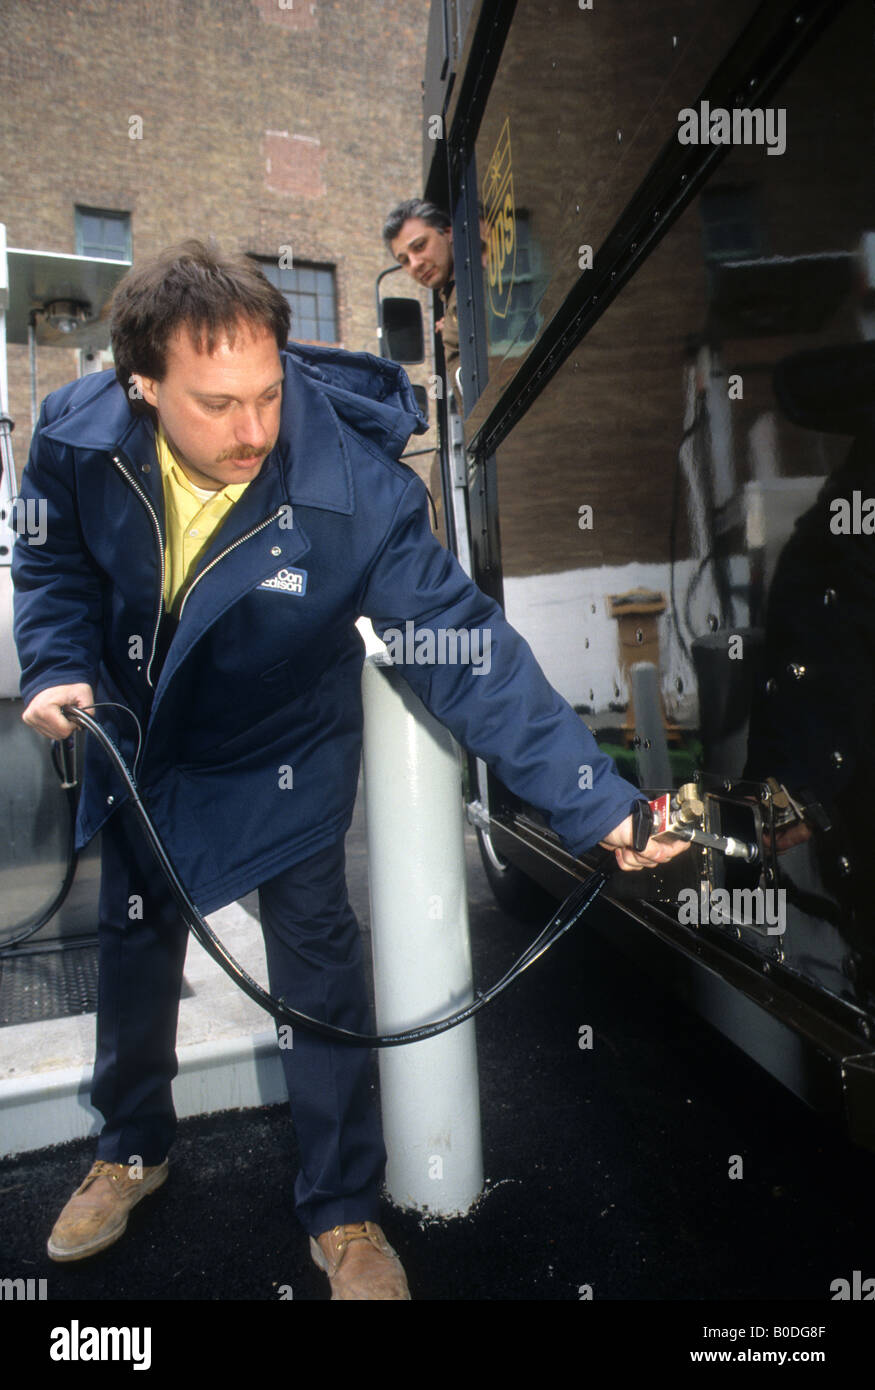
2, 797, 873, 1361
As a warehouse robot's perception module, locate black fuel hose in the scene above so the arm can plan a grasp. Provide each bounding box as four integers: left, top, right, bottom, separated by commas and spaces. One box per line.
64, 704, 636, 1048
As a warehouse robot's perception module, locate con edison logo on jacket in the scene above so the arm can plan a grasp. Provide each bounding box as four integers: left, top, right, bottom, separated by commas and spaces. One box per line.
259, 567, 308, 596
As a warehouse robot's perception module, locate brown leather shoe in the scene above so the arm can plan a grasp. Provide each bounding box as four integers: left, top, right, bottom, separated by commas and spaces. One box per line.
47, 1159, 169, 1262
310, 1221, 411, 1300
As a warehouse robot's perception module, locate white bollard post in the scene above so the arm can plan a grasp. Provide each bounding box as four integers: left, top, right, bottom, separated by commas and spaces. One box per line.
360, 650, 483, 1216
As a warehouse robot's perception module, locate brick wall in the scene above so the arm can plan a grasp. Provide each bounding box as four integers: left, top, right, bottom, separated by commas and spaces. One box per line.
0, 0, 436, 482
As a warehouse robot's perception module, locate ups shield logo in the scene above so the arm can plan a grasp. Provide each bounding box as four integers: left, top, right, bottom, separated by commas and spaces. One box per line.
483, 117, 515, 319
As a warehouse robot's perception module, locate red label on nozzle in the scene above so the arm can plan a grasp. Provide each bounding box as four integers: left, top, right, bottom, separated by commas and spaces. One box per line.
648, 794, 672, 836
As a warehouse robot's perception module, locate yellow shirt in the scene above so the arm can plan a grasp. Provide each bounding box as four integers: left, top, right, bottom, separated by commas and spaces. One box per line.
156, 427, 251, 614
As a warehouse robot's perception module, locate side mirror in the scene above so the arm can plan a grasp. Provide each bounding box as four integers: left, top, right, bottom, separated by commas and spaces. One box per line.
381, 297, 425, 364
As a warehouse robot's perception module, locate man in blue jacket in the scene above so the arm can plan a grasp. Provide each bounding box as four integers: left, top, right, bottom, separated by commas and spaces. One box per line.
12, 241, 684, 1299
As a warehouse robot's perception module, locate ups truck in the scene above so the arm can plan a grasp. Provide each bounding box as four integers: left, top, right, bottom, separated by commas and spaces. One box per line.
384, 0, 875, 1151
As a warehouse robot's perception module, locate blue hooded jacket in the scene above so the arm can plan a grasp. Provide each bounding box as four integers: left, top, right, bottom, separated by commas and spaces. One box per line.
12, 344, 644, 913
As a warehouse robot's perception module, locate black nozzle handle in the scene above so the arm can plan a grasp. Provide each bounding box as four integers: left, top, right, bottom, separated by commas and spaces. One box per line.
632, 799, 654, 853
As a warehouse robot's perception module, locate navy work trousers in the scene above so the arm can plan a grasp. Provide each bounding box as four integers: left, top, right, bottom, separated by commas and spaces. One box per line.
91, 800, 387, 1237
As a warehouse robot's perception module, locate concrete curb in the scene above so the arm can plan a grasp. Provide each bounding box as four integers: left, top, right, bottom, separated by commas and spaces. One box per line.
0, 1030, 287, 1158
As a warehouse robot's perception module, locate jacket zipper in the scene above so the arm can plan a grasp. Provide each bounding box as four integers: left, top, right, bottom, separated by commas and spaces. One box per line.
177, 508, 284, 619
110, 453, 165, 690
113, 454, 285, 669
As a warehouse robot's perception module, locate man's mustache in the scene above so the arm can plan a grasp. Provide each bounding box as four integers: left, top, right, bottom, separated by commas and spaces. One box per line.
217, 445, 273, 461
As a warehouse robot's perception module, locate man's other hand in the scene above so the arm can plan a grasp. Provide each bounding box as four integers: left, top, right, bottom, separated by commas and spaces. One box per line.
599, 813, 692, 872
21, 683, 94, 740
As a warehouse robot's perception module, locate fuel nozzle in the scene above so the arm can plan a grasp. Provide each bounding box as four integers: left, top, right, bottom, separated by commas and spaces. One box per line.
674, 782, 704, 826
647, 784, 759, 863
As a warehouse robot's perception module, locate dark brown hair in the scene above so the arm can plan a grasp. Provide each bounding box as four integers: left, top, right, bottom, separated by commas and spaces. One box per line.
110, 239, 291, 412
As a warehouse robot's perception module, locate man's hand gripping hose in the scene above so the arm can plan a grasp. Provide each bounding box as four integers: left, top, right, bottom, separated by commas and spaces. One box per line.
63, 704, 653, 1048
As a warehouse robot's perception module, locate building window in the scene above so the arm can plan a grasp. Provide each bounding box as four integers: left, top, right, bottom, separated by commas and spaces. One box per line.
253, 258, 338, 342
75, 207, 131, 262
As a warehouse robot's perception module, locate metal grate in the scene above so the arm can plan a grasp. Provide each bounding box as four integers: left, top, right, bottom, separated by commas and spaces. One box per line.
0, 944, 192, 1027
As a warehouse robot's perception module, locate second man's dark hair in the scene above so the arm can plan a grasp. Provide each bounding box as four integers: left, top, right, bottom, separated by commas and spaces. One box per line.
382, 199, 451, 249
